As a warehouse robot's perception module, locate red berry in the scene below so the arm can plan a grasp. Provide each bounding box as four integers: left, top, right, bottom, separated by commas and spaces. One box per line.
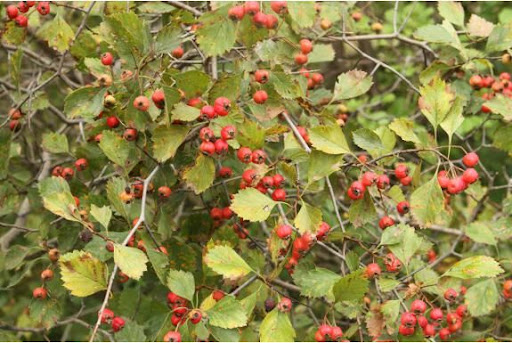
111, 317, 125, 332
500, 72, 511, 81
295, 53, 308, 65
376, 174, 390, 189
384, 253, 402, 272
444, 288, 458, 302
277, 297, 292, 312
73, 196, 80, 207
462, 152, 479, 167
237, 147, 252, 163
255, 70, 270, 84
273, 174, 285, 188
6, 5, 18, 19
276, 224, 293, 239
447, 177, 466, 195
244, 1, 260, 15
199, 141, 215, 156
455, 304, 467, 318
210, 207, 223, 220
15, 15, 28, 27
17, 2, 29, 13
300, 39, 313, 54
33, 287, 47, 299
199, 127, 214, 142
265, 14, 279, 29
417, 315, 428, 328
100, 308, 114, 324
439, 328, 450, 341
423, 324, 435, 338
152, 89, 165, 109
228, 5, 245, 20
61, 167, 74, 181
242, 169, 258, 185
430, 307, 444, 322
221, 125, 236, 140
253, 90, 268, 104
315, 324, 333, 342
212, 290, 225, 301
401, 312, 417, 328
329, 326, 343, 341
361, 171, 377, 187
214, 97, 231, 116
158, 186, 172, 198
251, 149, 267, 164
52, 166, 63, 177
261, 176, 274, 188
411, 299, 427, 315
101, 52, 113, 66
188, 310, 202, 324
106, 116, 120, 128
296, 126, 310, 144
187, 97, 202, 108
163, 331, 181, 342
75, 158, 88, 172
437, 170, 450, 189
200, 105, 216, 120
462, 168, 478, 184
171, 46, 184, 59
311, 73, 324, 85
133, 96, 149, 111
214, 139, 229, 155
123, 128, 138, 141
348, 181, 365, 200
366, 263, 381, 279
396, 201, 410, 215
271, 1, 288, 15
398, 324, 415, 336
395, 164, 409, 179
316, 221, 330, 241
170, 314, 183, 326
222, 207, 233, 219
37, 1, 50, 15
400, 175, 412, 186
252, 11, 268, 27
272, 188, 286, 201
469, 75, 483, 88
218, 166, 233, 178
379, 216, 395, 230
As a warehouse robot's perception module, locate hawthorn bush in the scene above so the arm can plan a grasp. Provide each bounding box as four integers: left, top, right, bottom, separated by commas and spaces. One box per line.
1, 1, 512, 342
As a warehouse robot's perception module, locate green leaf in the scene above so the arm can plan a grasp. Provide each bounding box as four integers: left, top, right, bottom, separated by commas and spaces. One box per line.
348, 191, 377, 228
90, 205, 112, 230
294, 202, 322, 235
237, 120, 266, 149
493, 125, 512, 156
240, 291, 259, 318
64, 87, 106, 120
352, 128, 383, 153
269, 71, 305, 99
483, 93, 512, 122
438, 1, 464, 27
205, 245, 254, 280
170, 70, 211, 98
171, 103, 201, 122
2, 21, 26, 45
167, 269, 195, 301
378, 278, 401, 293
419, 77, 455, 130
115, 321, 147, 342
182, 154, 215, 194
154, 25, 182, 54
37, 14, 74, 53
292, 267, 341, 298
466, 14, 494, 38
196, 5, 236, 57
307, 151, 343, 185
440, 97, 465, 141
114, 244, 149, 280
307, 44, 336, 63
443, 256, 504, 279
260, 308, 295, 342
152, 125, 189, 162
414, 23, 460, 46
230, 188, 277, 222
486, 23, 512, 52
38, 177, 80, 222
99, 130, 138, 173
208, 73, 242, 103
410, 174, 446, 227
84, 58, 110, 78
206, 296, 248, 329
9, 48, 22, 88
333, 70, 373, 101
381, 300, 401, 334
59, 250, 108, 297
309, 125, 351, 155
146, 248, 169, 286
42, 132, 69, 154
465, 279, 499, 317
380, 224, 424, 268
465, 222, 496, 245
288, 2, 316, 30
389, 118, 421, 144
0, 129, 11, 180
333, 269, 370, 302
106, 177, 130, 221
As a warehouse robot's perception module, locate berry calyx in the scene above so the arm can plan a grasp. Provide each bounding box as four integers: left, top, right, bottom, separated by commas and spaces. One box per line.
237, 147, 252, 163
133, 96, 150, 111
221, 125, 236, 140
152, 89, 165, 109
251, 149, 267, 164
100, 308, 114, 324
254, 70, 270, 84
396, 201, 410, 215
199, 127, 214, 142
365, 263, 381, 279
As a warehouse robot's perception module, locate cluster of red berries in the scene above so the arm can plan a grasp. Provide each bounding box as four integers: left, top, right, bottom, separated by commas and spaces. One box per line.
6, 1, 49, 28
100, 308, 125, 333
437, 152, 479, 195
347, 170, 391, 201
51, 157, 89, 182
365, 253, 403, 278
228, 1, 287, 30
468, 72, 512, 113
198, 124, 234, 156
32, 268, 54, 300
314, 323, 344, 342
7, 108, 23, 132
397, 289, 467, 340
209, 206, 233, 225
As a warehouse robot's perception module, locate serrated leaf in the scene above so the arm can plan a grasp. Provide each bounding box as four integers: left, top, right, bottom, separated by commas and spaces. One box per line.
64, 87, 106, 119
269, 71, 305, 99
205, 245, 254, 280
230, 188, 277, 222
171, 103, 201, 122
182, 154, 215, 194
294, 202, 322, 234
465, 222, 496, 245
155, 25, 182, 54
206, 296, 248, 329
42, 132, 69, 154
170, 70, 211, 98
152, 125, 189, 162
381, 300, 401, 334
37, 14, 74, 52
196, 5, 236, 56
440, 97, 465, 141
467, 14, 494, 37
389, 118, 421, 144
106, 177, 130, 221
307, 151, 343, 185
483, 93, 512, 122
59, 250, 107, 297
292, 267, 341, 298
288, 2, 316, 29
333, 70, 373, 101
333, 269, 369, 302
380, 224, 423, 268
237, 120, 266, 149
414, 23, 459, 45
114, 244, 148, 280
352, 128, 383, 152
465, 279, 499, 317
486, 23, 512, 52
419, 77, 455, 130
308, 43, 335, 63
99, 130, 138, 173
410, 174, 446, 227
167, 269, 195, 301
38, 177, 80, 222
84, 58, 110, 78
378, 278, 401, 293
443, 256, 504, 279
309, 125, 350, 155
260, 308, 295, 342
438, 2, 464, 27
90, 205, 112, 230
208, 73, 242, 103
115, 321, 147, 342
146, 248, 169, 285
348, 191, 377, 228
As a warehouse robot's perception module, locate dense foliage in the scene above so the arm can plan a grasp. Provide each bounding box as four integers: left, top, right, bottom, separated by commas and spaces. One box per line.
1, 1, 512, 342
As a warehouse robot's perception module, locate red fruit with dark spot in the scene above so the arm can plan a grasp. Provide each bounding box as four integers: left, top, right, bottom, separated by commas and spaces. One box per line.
106, 116, 120, 128
200, 105, 216, 120
199, 127, 214, 142
366, 263, 381, 279
411, 299, 427, 315
210, 207, 223, 220
469, 75, 483, 88
265, 14, 278, 29
253, 90, 268, 104
276, 224, 292, 239
214, 97, 231, 116
330, 326, 343, 341
52, 166, 63, 177
385, 253, 402, 272
401, 312, 417, 328
462, 168, 478, 184
33, 287, 47, 299
101, 52, 113, 66
61, 167, 74, 181
244, 1, 260, 15
379, 216, 395, 230
348, 181, 365, 200
251, 149, 267, 164
311, 73, 324, 85
158, 186, 172, 198
444, 288, 458, 302
395, 164, 409, 179
133, 96, 149, 111
272, 188, 286, 201
271, 1, 288, 15
171, 46, 184, 59
37, 1, 50, 15
152, 89, 165, 109
462, 152, 479, 167
277, 297, 292, 312
252, 11, 268, 27
376, 174, 390, 189
398, 325, 415, 336
228, 5, 245, 20
456, 304, 467, 318
222, 207, 233, 219
361, 171, 377, 187
163, 331, 181, 342
300, 39, 313, 54
237, 147, 252, 163
15, 15, 28, 27
430, 308, 444, 322
242, 169, 258, 185
261, 176, 274, 188
75, 158, 88, 171
316, 221, 330, 241
218, 166, 232, 178
221, 125, 236, 140
100, 308, 114, 324
17, 2, 29, 13
397, 201, 410, 215
255, 70, 270, 84
111, 317, 125, 332
295, 53, 308, 65
214, 139, 229, 154
123, 128, 138, 141
6, 5, 18, 19
423, 324, 435, 338
439, 328, 450, 341
273, 174, 284, 188
199, 141, 215, 156
189, 310, 202, 324
212, 290, 225, 301
315, 324, 333, 342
